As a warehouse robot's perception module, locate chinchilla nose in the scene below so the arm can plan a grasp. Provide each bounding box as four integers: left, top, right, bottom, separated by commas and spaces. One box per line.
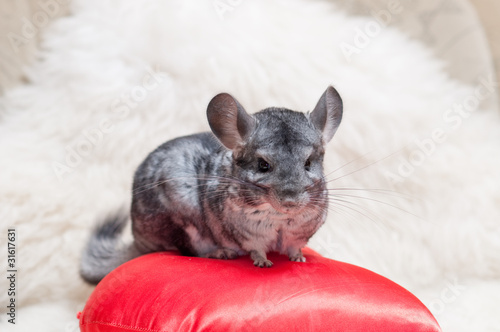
277, 188, 307, 207
281, 198, 299, 208
275, 169, 308, 207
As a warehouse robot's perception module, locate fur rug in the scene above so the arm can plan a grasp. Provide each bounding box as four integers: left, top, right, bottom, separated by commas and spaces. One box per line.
1, 0, 499, 331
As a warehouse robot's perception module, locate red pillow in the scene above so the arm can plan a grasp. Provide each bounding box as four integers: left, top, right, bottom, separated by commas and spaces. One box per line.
78, 248, 441, 331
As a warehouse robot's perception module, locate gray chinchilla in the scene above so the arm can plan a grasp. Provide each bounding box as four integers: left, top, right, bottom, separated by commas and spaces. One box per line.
80, 86, 343, 284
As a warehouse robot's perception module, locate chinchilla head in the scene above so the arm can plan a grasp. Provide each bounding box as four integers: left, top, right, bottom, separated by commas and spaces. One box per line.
207, 86, 342, 214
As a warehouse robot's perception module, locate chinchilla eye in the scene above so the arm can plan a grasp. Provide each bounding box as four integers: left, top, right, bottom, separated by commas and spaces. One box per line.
258, 158, 271, 173
304, 158, 311, 171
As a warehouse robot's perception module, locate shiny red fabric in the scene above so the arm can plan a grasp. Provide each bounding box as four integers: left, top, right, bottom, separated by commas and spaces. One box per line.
79, 248, 441, 331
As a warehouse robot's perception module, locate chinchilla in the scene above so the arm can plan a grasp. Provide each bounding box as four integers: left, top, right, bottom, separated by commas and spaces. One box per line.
80, 86, 343, 284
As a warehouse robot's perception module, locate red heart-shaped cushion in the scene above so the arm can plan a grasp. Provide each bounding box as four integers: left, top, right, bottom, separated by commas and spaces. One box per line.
78, 248, 440, 331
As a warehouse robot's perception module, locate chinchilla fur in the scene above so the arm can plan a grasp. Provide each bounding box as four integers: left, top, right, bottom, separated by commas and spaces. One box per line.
80, 86, 342, 284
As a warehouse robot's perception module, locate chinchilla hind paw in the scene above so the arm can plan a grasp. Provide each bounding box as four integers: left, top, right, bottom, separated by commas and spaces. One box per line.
289, 253, 306, 262
204, 248, 239, 260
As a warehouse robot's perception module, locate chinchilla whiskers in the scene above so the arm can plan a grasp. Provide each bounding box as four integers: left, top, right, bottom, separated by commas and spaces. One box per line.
320, 151, 376, 181
131, 175, 212, 195
322, 146, 409, 185
309, 191, 422, 227
304, 179, 326, 191
321, 186, 423, 221
308, 192, 384, 222
308, 185, 421, 218
325, 197, 384, 225
132, 175, 265, 196
203, 188, 262, 201
314, 200, 360, 223
304, 147, 422, 222
326, 193, 422, 219
307, 187, 413, 207
311, 196, 404, 224
305, 198, 330, 213
307, 198, 364, 224
325, 187, 418, 201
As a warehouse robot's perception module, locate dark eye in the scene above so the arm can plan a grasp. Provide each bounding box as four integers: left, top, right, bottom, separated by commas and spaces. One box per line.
304, 158, 311, 171
258, 158, 271, 173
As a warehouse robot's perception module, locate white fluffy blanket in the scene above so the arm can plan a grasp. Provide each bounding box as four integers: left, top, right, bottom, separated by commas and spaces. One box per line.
1, 1, 499, 331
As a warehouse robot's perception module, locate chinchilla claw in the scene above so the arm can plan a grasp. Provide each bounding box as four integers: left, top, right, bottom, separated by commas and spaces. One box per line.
289, 255, 306, 263
253, 258, 273, 268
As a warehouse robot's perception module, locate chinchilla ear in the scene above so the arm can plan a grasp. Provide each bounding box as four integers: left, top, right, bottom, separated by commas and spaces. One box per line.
310, 86, 343, 144
207, 93, 256, 150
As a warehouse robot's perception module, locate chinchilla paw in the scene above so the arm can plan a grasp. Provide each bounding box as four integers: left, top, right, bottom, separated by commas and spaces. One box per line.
253, 258, 273, 268
250, 250, 273, 267
205, 248, 239, 260
289, 254, 306, 263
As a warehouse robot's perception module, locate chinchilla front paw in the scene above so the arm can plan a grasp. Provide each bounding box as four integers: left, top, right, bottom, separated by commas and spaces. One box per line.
288, 248, 306, 262
250, 250, 273, 268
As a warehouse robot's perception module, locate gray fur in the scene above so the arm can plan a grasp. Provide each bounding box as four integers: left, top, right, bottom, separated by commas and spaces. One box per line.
80, 86, 343, 283
79, 212, 141, 284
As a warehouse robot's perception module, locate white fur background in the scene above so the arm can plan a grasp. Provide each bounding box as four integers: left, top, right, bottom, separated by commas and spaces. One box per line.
1, 0, 499, 331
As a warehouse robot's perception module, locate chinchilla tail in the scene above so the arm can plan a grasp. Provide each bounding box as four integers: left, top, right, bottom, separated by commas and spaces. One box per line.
79, 212, 140, 285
